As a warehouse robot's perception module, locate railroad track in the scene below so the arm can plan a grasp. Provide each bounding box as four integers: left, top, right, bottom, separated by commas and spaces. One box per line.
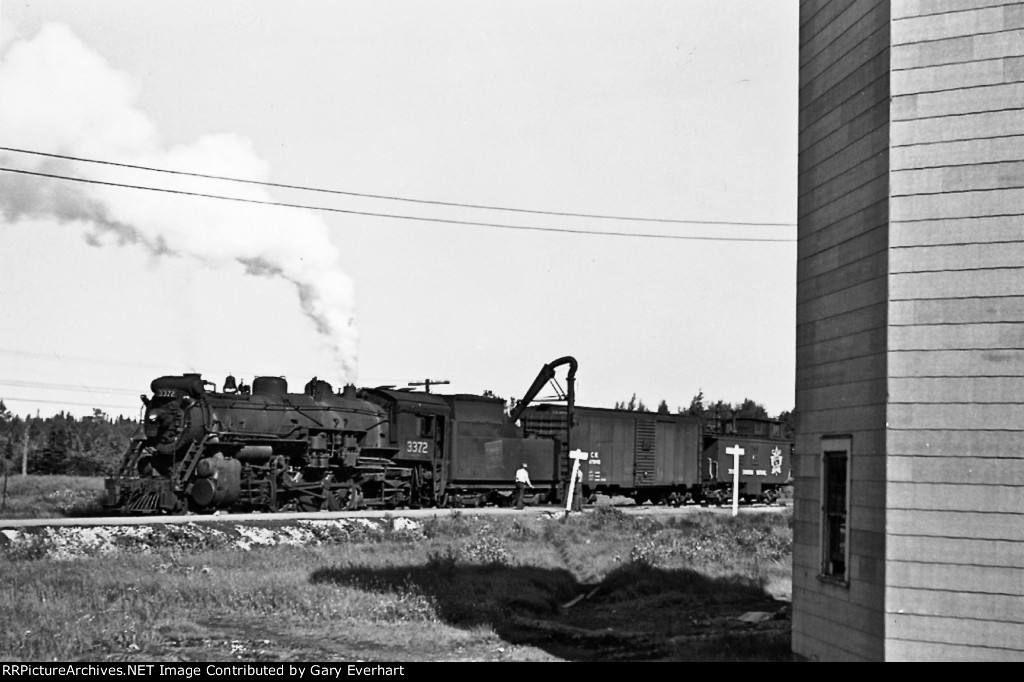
0, 502, 789, 529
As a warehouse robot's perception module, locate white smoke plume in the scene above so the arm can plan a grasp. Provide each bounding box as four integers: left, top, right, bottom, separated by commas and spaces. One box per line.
0, 24, 358, 380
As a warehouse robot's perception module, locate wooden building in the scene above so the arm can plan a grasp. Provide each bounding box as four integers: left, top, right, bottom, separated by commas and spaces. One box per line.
795, 0, 1024, 661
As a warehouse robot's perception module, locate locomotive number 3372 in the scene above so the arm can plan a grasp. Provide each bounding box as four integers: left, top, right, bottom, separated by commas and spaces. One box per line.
406, 441, 429, 454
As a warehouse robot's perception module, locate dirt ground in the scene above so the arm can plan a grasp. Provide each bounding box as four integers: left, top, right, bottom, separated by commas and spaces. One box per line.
143, 590, 792, 662
502, 587, 791, 661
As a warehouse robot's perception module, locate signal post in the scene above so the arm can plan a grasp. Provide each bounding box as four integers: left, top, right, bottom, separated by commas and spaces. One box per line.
565, 449, 589, 515
725, 444, 745, 516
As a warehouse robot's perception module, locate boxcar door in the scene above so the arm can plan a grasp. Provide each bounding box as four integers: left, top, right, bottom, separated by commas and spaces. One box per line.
634, 418, 657, 488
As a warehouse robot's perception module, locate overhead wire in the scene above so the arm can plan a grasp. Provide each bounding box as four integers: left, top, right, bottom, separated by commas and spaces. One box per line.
0, 146, 797, 229
1, 394, 140, 412
0, 167, 795, 243
0, 378, 141, 395
0, 147, 796, 412
0, 347, 386, 397
0, 348, 172, 371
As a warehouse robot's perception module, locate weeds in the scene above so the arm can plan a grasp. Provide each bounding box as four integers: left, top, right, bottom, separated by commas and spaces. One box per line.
420, 509, 478, 539
0, 475, 106, 519
1, 476, 794, 661
426, 524, 512, 567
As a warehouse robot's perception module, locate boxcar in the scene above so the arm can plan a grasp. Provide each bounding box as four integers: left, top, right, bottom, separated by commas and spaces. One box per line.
519, 406, 792, 505
519, 404, 704, 505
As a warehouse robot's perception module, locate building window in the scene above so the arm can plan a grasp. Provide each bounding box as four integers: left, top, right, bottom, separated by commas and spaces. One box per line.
821, 437, 850, 583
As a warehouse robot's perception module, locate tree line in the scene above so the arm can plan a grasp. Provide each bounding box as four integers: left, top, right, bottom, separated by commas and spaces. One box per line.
0, 401, 138, 477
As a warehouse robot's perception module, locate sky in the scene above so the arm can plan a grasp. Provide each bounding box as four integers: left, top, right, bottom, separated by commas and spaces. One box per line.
0, 0, 798, 420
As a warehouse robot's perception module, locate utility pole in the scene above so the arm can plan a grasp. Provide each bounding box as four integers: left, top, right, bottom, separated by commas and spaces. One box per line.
21, 410, 38, 476
2, 442, 8, 512
22, 416, 30, 476
408, 379, 450, 393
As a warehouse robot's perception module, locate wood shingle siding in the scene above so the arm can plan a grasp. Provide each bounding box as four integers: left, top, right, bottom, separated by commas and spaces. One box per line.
796, 0, 1024, 662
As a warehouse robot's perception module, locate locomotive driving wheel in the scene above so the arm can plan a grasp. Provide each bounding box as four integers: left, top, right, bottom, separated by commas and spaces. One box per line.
265, 475, 279, 513
345, 484, 363, 511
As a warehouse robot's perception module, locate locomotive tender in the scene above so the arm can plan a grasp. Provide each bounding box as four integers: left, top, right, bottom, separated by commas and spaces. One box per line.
105, 360, 791, 514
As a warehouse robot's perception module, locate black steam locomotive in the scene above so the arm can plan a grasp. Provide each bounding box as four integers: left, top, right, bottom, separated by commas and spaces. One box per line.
104, 371, 561, 514
105, 357, 791, 514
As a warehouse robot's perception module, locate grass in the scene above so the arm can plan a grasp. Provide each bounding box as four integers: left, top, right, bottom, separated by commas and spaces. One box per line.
0, 474, 107, 519
0, 476, 795, 662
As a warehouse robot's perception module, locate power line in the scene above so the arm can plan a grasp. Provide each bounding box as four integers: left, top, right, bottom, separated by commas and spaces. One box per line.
0, 348, 171, 371
1, 394, 140, 411
0, 167, 796, 243
0, 379, 141, 395
0, 146, 797, 228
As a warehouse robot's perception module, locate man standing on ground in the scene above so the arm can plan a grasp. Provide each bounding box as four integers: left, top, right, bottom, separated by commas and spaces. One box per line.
514, 463, 533, 509
571, 466, 584, 512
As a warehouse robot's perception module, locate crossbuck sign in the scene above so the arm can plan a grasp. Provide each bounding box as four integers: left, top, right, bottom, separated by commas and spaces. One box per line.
725, 444, 745, 517
566, 449, 590, 514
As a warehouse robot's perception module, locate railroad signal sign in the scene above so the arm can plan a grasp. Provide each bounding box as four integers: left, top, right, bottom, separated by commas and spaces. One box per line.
725, 444, 745, 517
565, 449, 591, 515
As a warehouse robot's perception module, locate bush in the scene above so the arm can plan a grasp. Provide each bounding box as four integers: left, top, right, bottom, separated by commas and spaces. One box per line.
426, 524, 512, 567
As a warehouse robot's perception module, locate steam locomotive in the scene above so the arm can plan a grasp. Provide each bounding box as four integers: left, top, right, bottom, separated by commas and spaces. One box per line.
104, 358, 791, 514
104, 372, 561, 514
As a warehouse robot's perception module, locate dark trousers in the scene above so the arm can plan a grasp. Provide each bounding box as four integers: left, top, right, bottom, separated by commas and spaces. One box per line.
572, 483, 583, 511
515, 482, 526, 509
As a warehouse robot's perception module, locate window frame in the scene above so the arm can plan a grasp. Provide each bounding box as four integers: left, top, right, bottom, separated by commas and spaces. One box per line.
819, 436, 851, 586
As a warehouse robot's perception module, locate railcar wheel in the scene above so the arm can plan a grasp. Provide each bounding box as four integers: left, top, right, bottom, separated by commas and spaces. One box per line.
265, 477, 279, 513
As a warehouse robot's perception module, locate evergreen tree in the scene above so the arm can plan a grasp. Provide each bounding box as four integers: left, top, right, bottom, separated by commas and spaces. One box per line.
0, 400, 10, 469
683, 389, 705, 416
777, 409, 796, 438
613, 393, 649, 412
35, 420, 71, 474
735, 398, 769, 419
